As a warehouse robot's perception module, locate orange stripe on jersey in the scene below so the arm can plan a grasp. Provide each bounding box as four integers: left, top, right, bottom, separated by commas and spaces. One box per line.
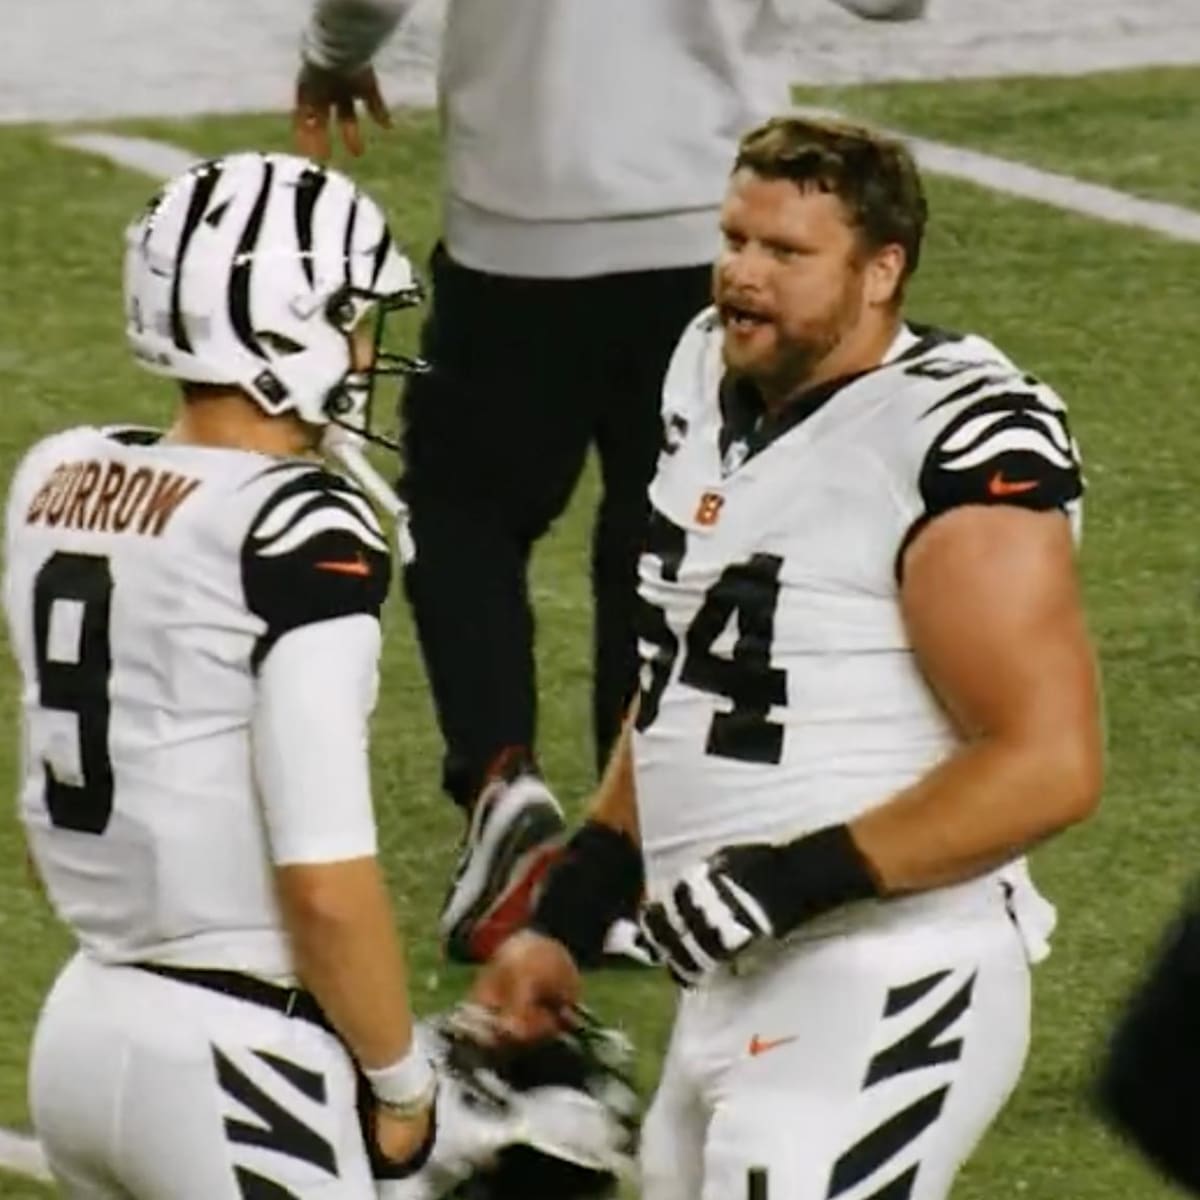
314, 555, 371, 577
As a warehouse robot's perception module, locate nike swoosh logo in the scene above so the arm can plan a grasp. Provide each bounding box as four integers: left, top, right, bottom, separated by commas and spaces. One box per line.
987, 470, 1039, 497
749, 1034, 798, 1057
314, 556, 370, 577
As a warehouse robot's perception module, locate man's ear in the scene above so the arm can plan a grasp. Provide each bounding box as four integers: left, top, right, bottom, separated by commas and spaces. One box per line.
864, 243, 906, 308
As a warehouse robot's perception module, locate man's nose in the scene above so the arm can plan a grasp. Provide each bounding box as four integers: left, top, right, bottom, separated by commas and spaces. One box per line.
719, 243, 769, 292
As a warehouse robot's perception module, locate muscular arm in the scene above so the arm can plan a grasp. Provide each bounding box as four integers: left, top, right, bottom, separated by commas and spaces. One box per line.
639, 503, 1103, 982
851, 505, 1104, 892
254, 616, 414, 1070
474, 712, 643, 1035
581, 708, 640, 843
276, 858, 414, 1068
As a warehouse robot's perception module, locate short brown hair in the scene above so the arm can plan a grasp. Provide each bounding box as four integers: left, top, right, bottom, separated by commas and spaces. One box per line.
734, 116, 927, 288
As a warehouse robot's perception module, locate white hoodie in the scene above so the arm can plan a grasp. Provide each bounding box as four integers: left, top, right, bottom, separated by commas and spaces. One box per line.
304, 0, 925, 278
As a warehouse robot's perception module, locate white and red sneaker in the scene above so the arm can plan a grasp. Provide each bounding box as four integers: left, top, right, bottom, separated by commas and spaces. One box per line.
439, 749, 566, 964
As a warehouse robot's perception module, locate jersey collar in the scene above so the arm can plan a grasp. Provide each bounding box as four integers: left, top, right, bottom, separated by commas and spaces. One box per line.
715, 324, 922, 473
715, 323, 970, 473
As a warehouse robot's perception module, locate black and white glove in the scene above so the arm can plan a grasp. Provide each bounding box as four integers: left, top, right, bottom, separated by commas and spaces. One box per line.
639, 825, 881, 986
638, 845, 779, 986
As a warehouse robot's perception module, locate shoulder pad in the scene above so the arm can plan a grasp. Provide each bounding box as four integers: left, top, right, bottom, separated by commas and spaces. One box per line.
241, 464, 390, 669
897, 340, 1083, 519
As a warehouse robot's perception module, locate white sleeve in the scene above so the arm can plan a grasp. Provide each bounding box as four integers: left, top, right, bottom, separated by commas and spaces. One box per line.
253, 614, 381, 865
301, 0, 417, 72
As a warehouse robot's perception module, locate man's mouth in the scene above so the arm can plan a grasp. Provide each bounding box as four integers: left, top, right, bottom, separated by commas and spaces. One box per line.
719, 302, 772, 333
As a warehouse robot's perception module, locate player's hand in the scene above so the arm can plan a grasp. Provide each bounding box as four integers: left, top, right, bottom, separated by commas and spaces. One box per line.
638, 845, 779, 985
373, 1102, 433, 1168
471, 930, 581, 1043
293, 60, 392, 161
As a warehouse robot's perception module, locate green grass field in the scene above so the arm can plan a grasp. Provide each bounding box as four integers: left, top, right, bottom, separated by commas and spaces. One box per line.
2, 66, 1199, 1197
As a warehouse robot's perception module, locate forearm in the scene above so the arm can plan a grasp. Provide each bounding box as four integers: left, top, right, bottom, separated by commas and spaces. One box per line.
254, 619, 420, 1069
678, 734, 1099, 949
278, 859, 414, 1068
582, 710, 640, 843
529, 711, 644, 963
874, 506, 1103, 896
851, 734, 1101, 894
302, 0, 414, 72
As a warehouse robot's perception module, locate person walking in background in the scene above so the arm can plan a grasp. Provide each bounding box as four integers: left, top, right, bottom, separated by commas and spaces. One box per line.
293, 0, 928, 965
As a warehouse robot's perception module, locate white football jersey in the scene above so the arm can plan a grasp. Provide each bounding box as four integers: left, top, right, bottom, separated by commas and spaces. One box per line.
634, 311, 1082, 936
3, 425, 391, 980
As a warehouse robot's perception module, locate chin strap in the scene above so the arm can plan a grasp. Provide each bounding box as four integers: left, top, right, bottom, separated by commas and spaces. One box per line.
321, 425, 416, 565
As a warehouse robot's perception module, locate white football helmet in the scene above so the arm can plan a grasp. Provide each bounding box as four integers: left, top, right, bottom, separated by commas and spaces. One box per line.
374, 1007, 640, 1200
123, 150, 423, 445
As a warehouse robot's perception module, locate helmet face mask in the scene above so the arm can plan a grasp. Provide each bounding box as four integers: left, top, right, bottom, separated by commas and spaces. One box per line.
322, 284, 428, 451
123, 152, 427, 449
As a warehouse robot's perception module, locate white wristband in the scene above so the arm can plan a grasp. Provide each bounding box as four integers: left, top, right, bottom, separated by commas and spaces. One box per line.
364, 1048, 438, 1116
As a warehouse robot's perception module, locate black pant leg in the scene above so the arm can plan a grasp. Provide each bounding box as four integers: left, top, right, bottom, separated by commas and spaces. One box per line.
400, 496, 538, 805
590, 264, 713, 773
400, 247, 595, 806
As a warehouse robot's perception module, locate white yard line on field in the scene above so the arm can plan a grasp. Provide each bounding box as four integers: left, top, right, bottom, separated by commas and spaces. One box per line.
57, 119, 1200, 246
0, 1127, 52, 1184
57, 132, 199, 180
911, 136, 1200, 243
796, 106, 1200, 245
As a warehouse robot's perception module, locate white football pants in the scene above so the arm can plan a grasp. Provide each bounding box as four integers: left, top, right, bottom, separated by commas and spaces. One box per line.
640, 904, 1031, 1200
30, 953, 377, 1199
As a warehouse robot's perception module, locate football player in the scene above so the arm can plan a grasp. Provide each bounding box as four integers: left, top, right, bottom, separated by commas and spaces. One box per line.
475, 116, 1104, 1199
3, 152, 437, 1197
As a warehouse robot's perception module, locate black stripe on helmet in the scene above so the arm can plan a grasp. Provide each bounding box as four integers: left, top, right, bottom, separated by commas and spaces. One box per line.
369, 227, 393, 290
342, 192, 360, 289
169, 160, 224, 352
293, 165, 327, 288
228, 157, 275, 359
